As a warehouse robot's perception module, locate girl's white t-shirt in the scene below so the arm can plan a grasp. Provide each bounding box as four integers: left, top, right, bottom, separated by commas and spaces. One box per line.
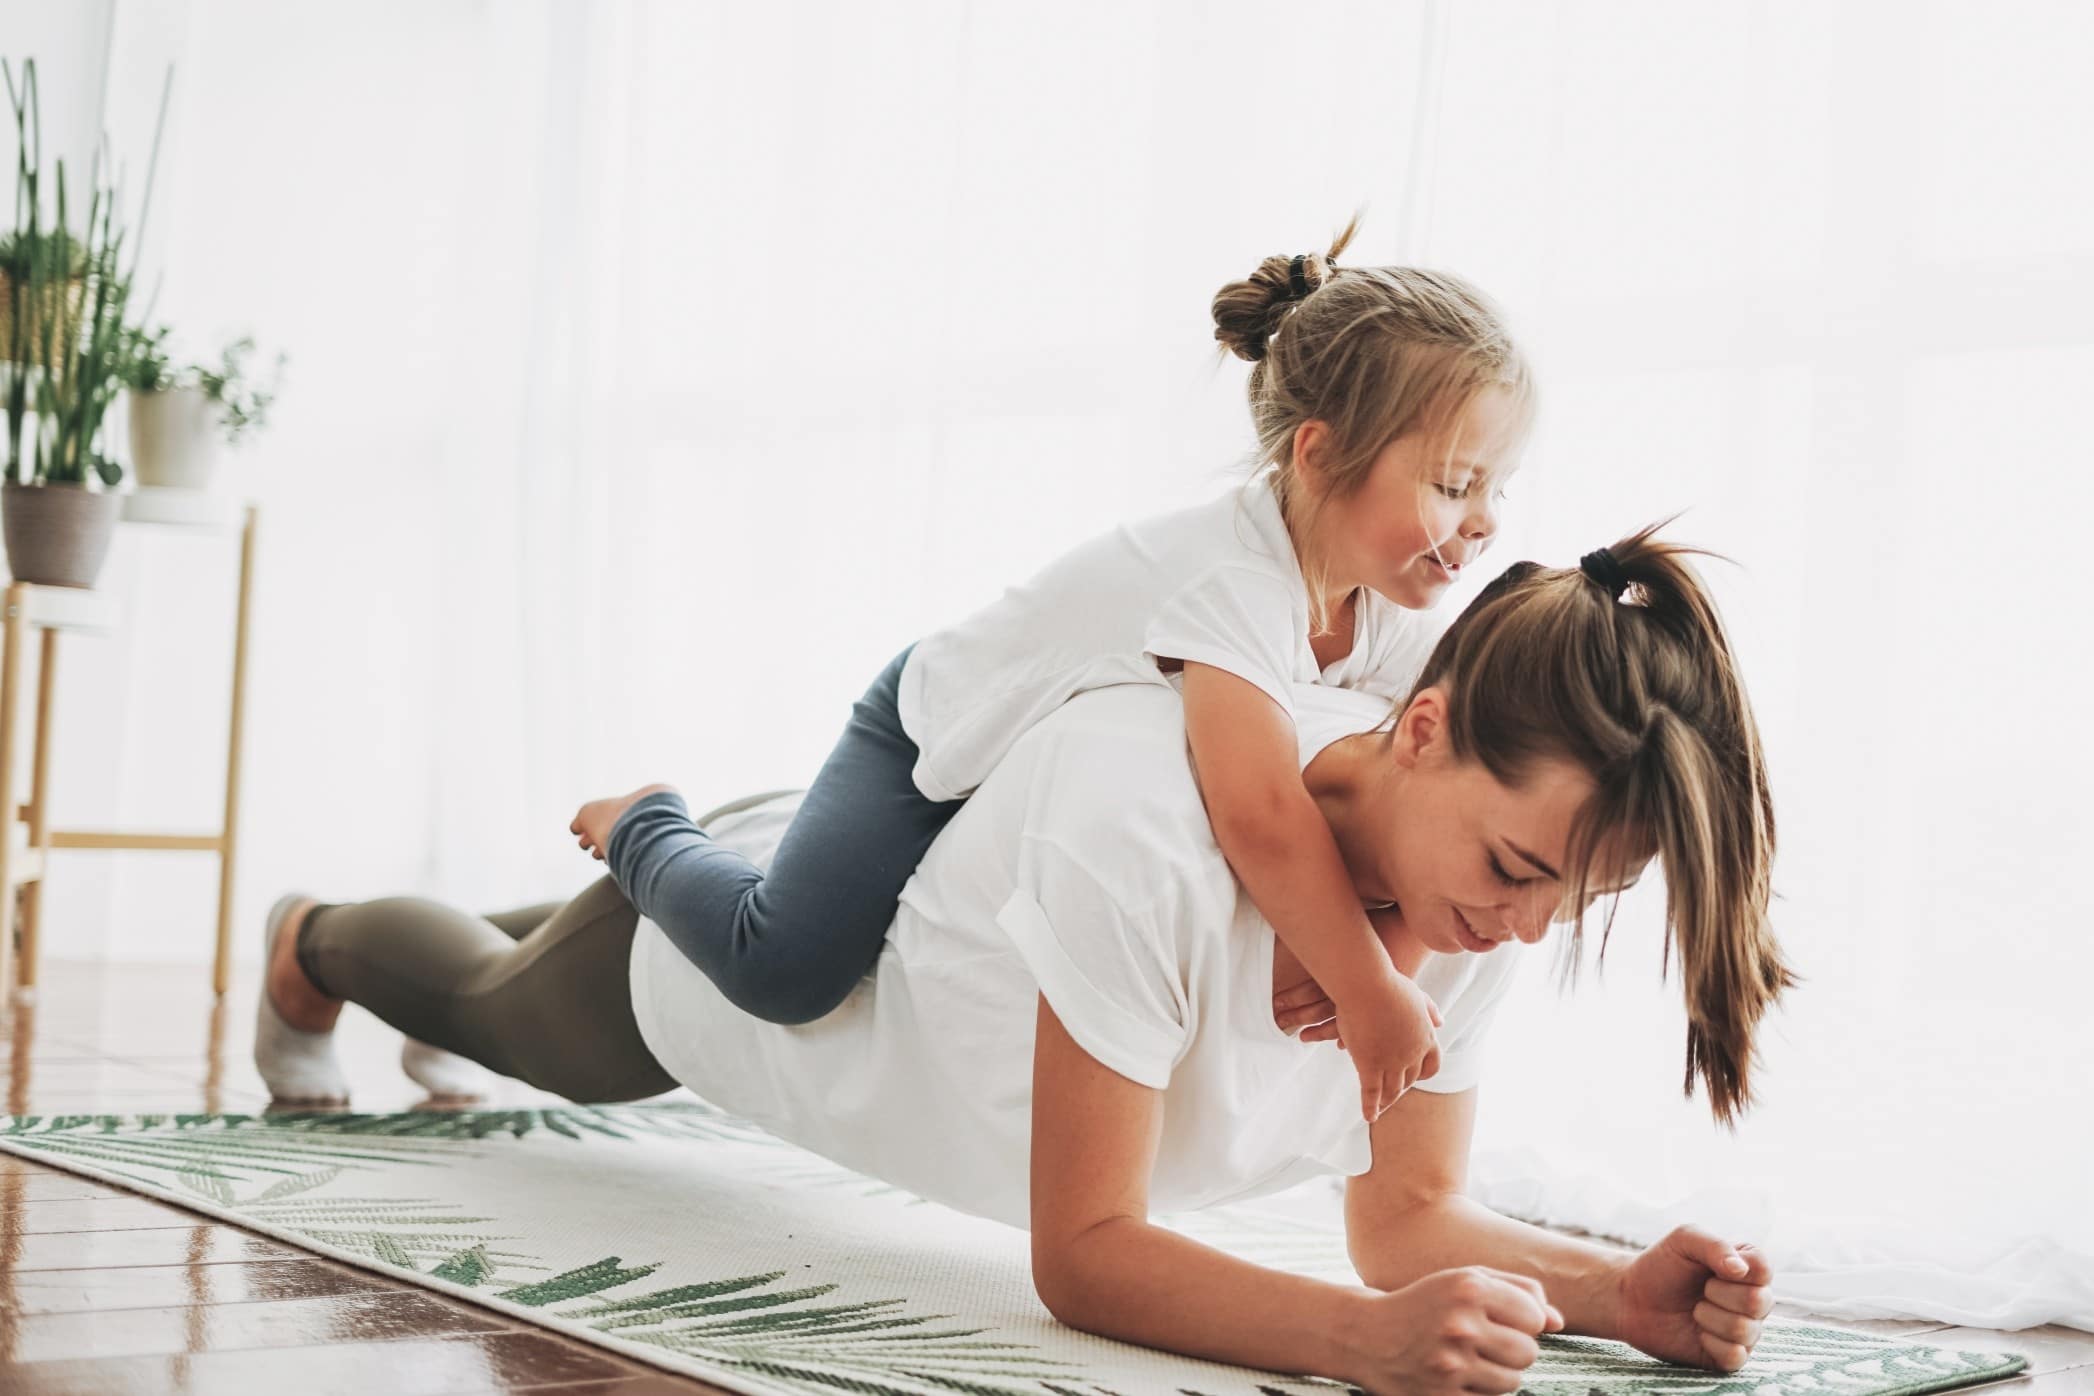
895, 476, 1441, 802
629, 681, 1526, 1231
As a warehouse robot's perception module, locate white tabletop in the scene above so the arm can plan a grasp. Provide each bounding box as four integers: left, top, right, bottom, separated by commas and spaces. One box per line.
1, 489, 249, 629
5, 583, 119, 633
120, 487, 245, 530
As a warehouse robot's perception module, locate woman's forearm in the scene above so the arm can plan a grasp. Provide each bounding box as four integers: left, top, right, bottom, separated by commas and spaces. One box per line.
1041, 1215, 1378, 1385
1349, 1191, 1633, 1339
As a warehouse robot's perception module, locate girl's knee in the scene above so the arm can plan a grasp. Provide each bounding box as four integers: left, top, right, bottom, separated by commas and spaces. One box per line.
726, 958, 859, 1026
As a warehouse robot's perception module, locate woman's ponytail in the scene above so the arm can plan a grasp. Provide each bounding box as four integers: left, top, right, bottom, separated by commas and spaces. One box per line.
1407, 523, 1795, 1126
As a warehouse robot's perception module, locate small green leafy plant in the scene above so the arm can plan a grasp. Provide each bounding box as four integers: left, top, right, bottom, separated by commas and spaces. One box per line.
196, 337, 285, 445
114, 322, 173, 392
121, 326, 286, 446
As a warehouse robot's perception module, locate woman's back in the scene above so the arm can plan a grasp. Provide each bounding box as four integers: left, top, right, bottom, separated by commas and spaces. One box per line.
629, 682, 1521, 1228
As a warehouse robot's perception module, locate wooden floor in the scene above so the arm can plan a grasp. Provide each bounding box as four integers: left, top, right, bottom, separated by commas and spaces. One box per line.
0, 958, 2087, 1394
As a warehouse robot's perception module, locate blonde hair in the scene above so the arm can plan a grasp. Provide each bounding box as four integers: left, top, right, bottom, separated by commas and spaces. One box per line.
1407, 524, 1795, 1127
1211, 212, 1534, 632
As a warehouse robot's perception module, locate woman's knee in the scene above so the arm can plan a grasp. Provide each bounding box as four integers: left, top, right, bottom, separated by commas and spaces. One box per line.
514, 1051, 677, 1105
499, 1011, 674, 1102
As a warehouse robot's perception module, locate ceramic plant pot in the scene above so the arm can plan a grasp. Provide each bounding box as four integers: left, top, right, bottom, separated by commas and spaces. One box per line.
127, 384, 223, 490
2, 481, 122, 588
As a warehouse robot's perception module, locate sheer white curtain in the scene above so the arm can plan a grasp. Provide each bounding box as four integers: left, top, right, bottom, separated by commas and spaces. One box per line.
1405, 0, 2094, 1332
100, 0, 2090, 1330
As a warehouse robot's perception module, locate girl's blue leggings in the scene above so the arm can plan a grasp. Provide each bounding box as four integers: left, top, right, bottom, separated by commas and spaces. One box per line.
604, 645, 961, 1024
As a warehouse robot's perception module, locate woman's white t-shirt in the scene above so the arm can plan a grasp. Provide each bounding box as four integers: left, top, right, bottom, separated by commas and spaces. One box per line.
895, 476, 1441, 802
630, 682, 1525, 1231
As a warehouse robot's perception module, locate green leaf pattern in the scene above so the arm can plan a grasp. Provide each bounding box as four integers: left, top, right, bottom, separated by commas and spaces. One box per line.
0, 1104, 2028, 1396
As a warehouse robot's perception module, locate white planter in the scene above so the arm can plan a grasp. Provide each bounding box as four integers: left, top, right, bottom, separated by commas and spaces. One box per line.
127, 385, 224, 490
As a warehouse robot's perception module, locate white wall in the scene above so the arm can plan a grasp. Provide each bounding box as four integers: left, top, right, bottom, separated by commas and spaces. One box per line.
3, 1, 150, 968
5, 0, 315, 968
1, 2, 112, 180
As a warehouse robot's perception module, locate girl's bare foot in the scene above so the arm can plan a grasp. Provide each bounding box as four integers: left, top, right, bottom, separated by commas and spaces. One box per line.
571, 782, 680, 861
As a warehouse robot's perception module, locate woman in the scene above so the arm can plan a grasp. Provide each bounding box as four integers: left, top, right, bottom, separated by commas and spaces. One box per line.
256, 527, 1793, 1396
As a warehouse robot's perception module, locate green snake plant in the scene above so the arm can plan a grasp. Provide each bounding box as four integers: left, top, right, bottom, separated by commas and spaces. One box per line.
3, 57, 171, 488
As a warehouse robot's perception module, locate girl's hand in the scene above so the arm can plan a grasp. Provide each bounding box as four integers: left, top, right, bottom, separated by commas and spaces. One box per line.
1335, 975, 1444, 1120
1613, 1226, 1775, 1371
1275, 904, 1428, 1042
570, 782, 679, 861
1339, 1266, 1565, 1396
1273, 976, 1340, 1037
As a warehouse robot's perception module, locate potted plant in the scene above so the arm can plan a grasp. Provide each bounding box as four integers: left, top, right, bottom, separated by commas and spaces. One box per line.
122, 327, 286, 490
2, 57, 166, 588
0, 229, 87, 361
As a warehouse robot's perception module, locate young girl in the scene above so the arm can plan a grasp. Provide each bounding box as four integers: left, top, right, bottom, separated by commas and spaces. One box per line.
574, 217, 1532, 1122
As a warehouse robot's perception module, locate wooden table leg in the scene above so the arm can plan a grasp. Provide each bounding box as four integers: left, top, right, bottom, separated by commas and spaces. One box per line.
214, 504, 257, 997
17, 627, 56, 990
0, 583, 24, 1003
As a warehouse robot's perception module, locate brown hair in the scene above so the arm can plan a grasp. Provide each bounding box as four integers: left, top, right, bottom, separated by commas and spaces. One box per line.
1406, 524, 1795, 1126
1211, 212, 1534, 632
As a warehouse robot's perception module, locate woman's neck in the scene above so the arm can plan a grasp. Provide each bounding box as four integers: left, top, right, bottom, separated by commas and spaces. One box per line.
1303, 734, 1396, 904
1259, 735, 1419, 1001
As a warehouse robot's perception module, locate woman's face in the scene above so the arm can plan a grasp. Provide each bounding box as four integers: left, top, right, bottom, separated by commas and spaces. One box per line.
1322, 686, 1646, 957
1298, 386, 1524, 611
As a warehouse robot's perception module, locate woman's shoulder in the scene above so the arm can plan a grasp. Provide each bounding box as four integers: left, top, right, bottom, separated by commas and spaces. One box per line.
1003, 684, 1204, 808
992, 686, 1235, 891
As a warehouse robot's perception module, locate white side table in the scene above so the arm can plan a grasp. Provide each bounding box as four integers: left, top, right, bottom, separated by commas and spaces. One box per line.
0, 488, 257, 1001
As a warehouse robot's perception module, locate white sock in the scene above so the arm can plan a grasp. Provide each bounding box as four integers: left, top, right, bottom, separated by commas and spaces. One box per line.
253, 894, 350, 1105
401, 1038, 494, 1100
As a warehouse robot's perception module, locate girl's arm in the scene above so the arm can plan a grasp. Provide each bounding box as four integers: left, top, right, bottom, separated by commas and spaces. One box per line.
1180, 660, 1440, 1117
600, 788, 712, 919
1029, 996, 1562, 1394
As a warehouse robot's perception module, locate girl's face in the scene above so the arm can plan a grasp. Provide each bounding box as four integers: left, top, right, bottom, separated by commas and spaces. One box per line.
1300, 387, 1524, 610
1321, 686, 1645, 958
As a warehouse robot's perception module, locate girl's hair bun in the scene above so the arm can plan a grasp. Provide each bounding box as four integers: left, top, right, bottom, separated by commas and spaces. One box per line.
1211, 246, 1341, 363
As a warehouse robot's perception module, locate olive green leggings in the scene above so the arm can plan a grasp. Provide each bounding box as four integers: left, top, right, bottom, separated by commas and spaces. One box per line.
298, 873, 678, 1104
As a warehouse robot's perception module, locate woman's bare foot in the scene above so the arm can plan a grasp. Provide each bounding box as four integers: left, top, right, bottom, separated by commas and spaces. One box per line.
266, 898, 345, 1034
570, 782, 680, 861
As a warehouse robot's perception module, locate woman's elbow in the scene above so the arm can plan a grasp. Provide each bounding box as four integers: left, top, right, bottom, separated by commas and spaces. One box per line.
1347, 1251, 1402, 1294
1029, 1230, 1111, 1331
1031, 1248, 1086, 1328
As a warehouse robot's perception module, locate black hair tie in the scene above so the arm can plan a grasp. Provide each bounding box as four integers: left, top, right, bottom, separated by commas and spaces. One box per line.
1580, 547, 1632, 600
1288, 254, 1314, 300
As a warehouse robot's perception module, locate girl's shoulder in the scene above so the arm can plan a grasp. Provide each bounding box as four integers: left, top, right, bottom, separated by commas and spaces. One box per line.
1017, 478, 1298, 611
1115, 476, 1298, 578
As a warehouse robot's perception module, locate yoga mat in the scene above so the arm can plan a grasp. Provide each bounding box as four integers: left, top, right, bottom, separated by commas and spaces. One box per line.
0, 1102, 2027, 1396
